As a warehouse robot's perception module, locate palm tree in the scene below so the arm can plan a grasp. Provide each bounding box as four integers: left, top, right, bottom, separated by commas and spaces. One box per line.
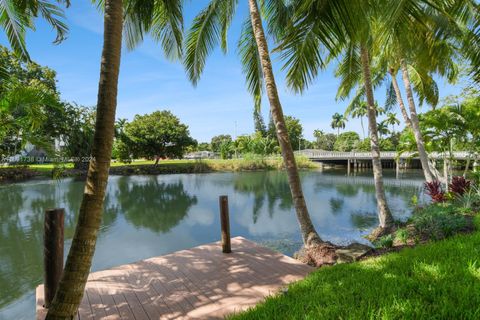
377, 121, 390, 138
348, 101, 367, 138
184, 0, 325, 247
330, 112, 346, 136
46, 0, 184, 317
384, 112, 400, 133
0, 0, 68, 79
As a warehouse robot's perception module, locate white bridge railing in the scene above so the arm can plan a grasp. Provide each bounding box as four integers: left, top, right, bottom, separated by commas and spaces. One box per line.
296, 149, 475, 161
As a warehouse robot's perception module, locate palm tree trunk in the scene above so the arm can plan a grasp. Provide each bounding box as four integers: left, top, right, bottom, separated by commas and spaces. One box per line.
388, 68, 411, 128
46, 0, 123, 318
360, 117, 365, 139
360, 45, 393, 230
248, 0, 322, 247
399, 59, 435, 183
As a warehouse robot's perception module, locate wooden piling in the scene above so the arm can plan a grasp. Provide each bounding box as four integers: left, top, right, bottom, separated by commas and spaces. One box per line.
219, 196, 231, 253
44, 208, 64, 308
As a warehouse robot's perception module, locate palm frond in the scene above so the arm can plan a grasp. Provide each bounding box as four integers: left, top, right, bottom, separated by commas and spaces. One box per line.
238, 17, 263, 112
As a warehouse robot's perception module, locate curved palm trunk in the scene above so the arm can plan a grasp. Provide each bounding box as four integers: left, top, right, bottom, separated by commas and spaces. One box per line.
46, 0, 123, 318
399, 59, 435, 183
360, 45, 393, 229
248, 0, 322, 247
388, 68, 411, 128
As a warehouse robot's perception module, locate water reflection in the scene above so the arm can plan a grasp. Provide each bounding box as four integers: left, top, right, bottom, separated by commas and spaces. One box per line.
116, 176, 197, 233
0, 170, 425, 319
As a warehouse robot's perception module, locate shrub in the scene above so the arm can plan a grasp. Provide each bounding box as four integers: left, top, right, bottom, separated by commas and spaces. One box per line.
411, 205, 467, 240
424, 180, 446, 203
449, 176, 471, 196
395, 229, 409, 245
374, 234, 394, 249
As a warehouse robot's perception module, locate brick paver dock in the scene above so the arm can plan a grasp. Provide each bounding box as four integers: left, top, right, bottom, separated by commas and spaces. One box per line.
36, 237, 313, 319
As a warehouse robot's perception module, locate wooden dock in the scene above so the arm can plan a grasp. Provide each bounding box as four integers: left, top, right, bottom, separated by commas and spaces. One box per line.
36, 237, 313, 319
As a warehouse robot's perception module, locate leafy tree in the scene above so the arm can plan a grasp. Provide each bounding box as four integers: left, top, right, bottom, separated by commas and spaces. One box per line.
313, 130, 336, 151
334, 131, 360, 152
124, 111, 195, 163
60, 103, 96, 169
348, 101, 368, 138
253, 108, 267, 136
197, 142, 211, 151
211, 134, 232, 152
331, 112, 346, 136
284, 115, 303, 151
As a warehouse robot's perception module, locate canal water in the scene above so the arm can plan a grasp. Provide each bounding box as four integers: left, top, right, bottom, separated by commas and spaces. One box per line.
0, 170, 426, 319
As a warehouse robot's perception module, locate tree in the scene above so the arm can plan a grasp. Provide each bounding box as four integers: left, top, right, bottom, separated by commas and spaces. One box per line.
313, 130, 336, 151
124, 111, 195, 163
334, 131, 360, 152
349, 101, 368, 138
331, 112, 346, 136
184, 0, 325, 248
60, 104, 96, 169
0, 1, 68, 62
253, 108, 267, 136
211, 134, 233, 153
284, 115, 303, 151
46, 1, 184, 317
384, 112, 400, 133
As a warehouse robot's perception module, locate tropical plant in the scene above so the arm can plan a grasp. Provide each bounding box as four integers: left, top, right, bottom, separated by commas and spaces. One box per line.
313, 130, 336, 151
384, 112, 400, 133
349, 101, 368, 138
184, 0, 324, 247
46, 0, 185, 317
449, 176, 471, 197
333, 131, 360, 152
424, 180, 446, 203
331, 112, 346, 136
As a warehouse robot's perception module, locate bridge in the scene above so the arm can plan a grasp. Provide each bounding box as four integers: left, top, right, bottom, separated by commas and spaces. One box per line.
296, 149, 474, 161
296, 149, 478, 171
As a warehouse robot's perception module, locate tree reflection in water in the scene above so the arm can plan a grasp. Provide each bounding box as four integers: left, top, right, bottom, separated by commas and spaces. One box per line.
116, 176, 197, 233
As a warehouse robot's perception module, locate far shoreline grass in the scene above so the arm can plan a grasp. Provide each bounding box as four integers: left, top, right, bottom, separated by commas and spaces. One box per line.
0, 156, 319, 182
230, 215, 480, 320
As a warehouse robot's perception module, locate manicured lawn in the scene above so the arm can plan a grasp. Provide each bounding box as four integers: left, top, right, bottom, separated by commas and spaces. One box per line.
231, 216, 480, 319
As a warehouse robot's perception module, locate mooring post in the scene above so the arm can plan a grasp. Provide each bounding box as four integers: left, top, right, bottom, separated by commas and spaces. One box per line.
219, 195, 231, 253
44, 208, 64, 308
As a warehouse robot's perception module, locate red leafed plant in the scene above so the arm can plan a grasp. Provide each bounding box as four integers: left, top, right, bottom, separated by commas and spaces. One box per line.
449, 176, 471, 196
424, 180, 446, 203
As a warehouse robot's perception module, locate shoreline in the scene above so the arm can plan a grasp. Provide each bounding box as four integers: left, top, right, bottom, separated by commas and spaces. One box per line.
0, 157, 320, 184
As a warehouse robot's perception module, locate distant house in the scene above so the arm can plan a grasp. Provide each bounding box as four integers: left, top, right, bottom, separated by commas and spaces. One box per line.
184, 151, 217, 160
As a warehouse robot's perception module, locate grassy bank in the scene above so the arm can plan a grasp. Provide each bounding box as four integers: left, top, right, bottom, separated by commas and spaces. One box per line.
0, 156, 318, 182
231, 215, 480, 319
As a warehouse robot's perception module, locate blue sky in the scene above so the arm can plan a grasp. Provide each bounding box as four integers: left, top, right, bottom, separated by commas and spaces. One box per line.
1, 1, 462, 142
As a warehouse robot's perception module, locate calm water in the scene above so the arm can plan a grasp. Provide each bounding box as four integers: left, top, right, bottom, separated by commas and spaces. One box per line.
0, 170, 426, 319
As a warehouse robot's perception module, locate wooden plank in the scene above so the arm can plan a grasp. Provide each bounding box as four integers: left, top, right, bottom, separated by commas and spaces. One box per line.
36, 237, 314, 320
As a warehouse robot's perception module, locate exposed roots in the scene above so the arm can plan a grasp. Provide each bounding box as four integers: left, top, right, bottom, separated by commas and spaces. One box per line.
295, 242, 338, 267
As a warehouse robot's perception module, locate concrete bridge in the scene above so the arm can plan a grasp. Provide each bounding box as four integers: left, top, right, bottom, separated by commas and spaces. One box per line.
296, 149, 478, 172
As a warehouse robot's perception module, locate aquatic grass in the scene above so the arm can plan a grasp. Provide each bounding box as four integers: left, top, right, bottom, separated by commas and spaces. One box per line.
231, 217, 480, 319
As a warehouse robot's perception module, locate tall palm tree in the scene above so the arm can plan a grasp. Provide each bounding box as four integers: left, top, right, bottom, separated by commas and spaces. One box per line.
330, 112, 346, 136
348, 101, 367, 138
384, 112, 400, 133
282, 0, 402, 232
46, 0, 184, 317
184, 0, 324, 247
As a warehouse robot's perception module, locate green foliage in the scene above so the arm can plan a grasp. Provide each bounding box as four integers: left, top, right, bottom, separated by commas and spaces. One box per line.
313, 130, 336, 150
410, 204, 467, 240
284, 115, 303, 151
122, 110, 195, 160
210, 134, 232, 152
333, 131, 359, 151
331, 112, 346, 135
373, 234, 394, 249
395, 228, 409, 245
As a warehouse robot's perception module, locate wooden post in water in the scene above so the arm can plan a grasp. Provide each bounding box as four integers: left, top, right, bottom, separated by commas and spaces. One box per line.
44, 208, 64, 308
219, 196, 231, 253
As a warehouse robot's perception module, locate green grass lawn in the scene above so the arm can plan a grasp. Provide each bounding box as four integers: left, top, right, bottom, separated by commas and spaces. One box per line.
231, 216, 480, 320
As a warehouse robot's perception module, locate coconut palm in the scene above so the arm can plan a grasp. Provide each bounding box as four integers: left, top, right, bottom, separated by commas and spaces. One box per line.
330, 112, 346, 137
0, 0, 68, 79
184, 0, 324, 247
349, 101, 367, 138
45, 0, 184, 318
384, 112, 400, 133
